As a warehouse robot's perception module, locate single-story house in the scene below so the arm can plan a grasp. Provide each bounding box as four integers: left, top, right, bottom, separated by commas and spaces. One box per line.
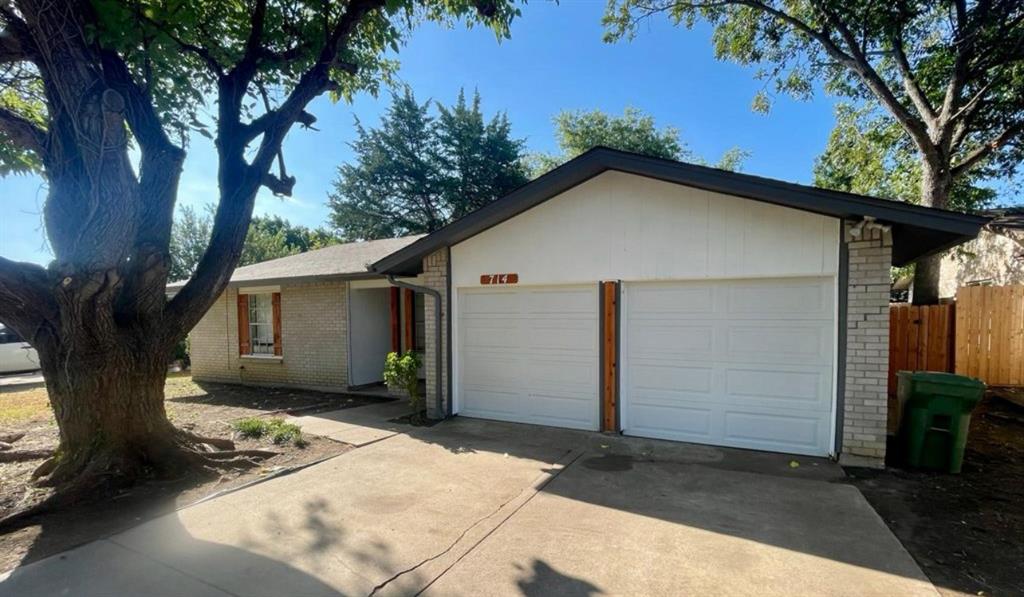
185, 235, 427, 392
187, 147, 987, 467
938, 207, 1024, 298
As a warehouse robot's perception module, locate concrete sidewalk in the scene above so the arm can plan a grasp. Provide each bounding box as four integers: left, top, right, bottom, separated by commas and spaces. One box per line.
0, 407, 937, 597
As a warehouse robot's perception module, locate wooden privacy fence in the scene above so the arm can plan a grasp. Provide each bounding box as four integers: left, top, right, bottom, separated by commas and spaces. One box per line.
888, 303, 956, 399
955, 285, 1024, 386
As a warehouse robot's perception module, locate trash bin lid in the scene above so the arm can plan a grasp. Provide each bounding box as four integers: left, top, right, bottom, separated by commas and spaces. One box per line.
901, 371, 985, 388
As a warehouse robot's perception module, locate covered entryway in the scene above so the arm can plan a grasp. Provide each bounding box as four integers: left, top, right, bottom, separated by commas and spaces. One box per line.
622, 277, 836, 456
457, 285, 599, 430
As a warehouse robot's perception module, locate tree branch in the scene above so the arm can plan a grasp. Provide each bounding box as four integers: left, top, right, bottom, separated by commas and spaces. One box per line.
0, 106, 46, 155
135, 13, 224, 75
0, 28, 31, 62
165, 0, 387, 339
807, 1, 934, 156
951, 122, 1024, 177
0, 257, 57, 345
890, 28, 936, 123
261, 171, 296, 196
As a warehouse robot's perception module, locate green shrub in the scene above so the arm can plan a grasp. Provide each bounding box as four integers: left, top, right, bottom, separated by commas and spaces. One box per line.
231, 417, 305, 447
383, 351, 423, 417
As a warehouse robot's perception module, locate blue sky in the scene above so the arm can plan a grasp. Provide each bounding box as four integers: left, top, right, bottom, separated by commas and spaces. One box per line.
1, 0, 850, 266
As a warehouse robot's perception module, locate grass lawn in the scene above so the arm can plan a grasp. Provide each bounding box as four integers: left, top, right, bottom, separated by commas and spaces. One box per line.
0, 374, 386, 572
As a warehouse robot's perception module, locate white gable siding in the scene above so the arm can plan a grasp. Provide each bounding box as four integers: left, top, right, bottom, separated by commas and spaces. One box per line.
451, 171, 839, 286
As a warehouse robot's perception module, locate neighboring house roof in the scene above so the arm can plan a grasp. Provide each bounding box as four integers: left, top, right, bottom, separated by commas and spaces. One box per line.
371, 146, 990, 275
169, 235, 423, 289
982, 207, 1024, 230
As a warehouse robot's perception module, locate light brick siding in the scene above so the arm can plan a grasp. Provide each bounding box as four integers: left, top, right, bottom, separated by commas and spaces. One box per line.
421, 248, 450, 418
190, 280, 349, 391
841, 224, 892, 467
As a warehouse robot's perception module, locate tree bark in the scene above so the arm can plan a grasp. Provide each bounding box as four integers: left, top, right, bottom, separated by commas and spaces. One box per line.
34, 333, 186, 486
911, 161, 952, 305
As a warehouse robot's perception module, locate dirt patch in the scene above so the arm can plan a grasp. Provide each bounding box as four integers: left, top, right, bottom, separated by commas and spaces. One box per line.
0, 375, 387, 572
846, 390, 1024, 596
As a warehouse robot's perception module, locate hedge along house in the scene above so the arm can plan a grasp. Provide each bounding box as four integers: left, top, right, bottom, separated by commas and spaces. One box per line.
371, 147, 987, 467
182, 235, 428, 392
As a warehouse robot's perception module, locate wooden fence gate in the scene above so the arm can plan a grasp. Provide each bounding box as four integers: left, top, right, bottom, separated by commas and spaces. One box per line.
888, 303, 956, 397
955, 285, 1024, 386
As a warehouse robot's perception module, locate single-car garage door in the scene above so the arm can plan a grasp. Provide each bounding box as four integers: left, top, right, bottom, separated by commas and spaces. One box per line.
623, 278, 835, 456
458, 285, 599, 430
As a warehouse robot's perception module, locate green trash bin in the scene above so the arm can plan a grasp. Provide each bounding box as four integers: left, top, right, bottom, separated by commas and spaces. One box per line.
897, 371, 986, 473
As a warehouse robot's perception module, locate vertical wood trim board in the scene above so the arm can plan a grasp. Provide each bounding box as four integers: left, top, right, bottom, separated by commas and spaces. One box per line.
389, 287, 401, 353
601, 281, 619, 432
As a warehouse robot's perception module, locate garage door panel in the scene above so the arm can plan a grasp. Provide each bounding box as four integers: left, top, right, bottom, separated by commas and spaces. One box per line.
529, 358, 596, 389
458, 286, 599, 431
628, 285, 716, 316
722, 411, 825, 453
628, 323, 715, 358
460, 389, 522, 418
463, 323, 524, 351
462, 354, 526, 387
461, 290, 522, 316
630, 364, 713, 397
628, 403, 714, 440
724, 367, 830, 409
523, 288, 595, 315
526, 323, 596, 353
725, 325, 831, 364
625, 278, 835, 456
726, 281, 832, 318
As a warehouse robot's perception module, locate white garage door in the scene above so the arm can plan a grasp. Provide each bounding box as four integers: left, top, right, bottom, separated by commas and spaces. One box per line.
623, 278, 835, 456
458, 285, 599, 430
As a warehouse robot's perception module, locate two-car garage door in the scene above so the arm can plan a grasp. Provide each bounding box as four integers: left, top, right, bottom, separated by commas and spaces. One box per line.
457, 278, 835, 456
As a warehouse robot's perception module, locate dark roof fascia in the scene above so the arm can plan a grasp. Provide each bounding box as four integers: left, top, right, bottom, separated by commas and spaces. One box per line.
225, 271, 387, 288
167, 271, 389, 293
371, 147, 990, 274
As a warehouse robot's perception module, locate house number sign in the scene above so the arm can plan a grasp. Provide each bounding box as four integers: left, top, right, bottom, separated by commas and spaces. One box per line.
480, 273, 519, 285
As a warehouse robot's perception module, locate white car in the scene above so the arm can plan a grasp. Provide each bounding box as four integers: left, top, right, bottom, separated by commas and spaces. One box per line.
0, 324, 40, 374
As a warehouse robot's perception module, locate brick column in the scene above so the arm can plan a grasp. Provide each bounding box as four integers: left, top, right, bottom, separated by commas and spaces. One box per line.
841, 224, 892, 467
422, 248, 450, 418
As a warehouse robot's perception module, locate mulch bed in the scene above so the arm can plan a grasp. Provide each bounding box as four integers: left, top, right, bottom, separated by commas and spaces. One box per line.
0, 377, 384, 572
846, 389, 1024, 596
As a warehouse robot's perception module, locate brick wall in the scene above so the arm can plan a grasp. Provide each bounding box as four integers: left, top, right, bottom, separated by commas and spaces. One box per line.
421, 248, 449, 418
841, 224, 892, 467
190, 280, 349, 391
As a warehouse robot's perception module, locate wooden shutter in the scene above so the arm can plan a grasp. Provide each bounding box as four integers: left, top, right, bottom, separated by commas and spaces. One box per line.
389, 287, 401, 353
237, 294, 250, 355
404, 288, 415, 351
271, 292, 283, 356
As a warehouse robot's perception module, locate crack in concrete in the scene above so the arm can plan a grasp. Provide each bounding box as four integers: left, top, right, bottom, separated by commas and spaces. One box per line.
366, 448, 584, 597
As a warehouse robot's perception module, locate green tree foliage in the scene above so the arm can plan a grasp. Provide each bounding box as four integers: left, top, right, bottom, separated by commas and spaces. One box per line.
604, 0, 1024, 304
168, 205, 213, 281
170, 207, 338, 280
531, 107, 749, 175
328, 87, 528, 240
814, 104, 996, 212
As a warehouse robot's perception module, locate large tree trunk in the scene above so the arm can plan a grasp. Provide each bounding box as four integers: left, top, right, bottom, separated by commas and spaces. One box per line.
35, 338, 184, 486
911, 161, 952, 305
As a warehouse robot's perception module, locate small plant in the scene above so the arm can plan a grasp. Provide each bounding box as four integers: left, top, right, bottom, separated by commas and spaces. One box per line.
231, 417, 305, 447
383, 351, 423, 420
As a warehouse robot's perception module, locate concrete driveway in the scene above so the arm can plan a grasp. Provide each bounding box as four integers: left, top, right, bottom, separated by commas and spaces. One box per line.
0, 402, 936, 596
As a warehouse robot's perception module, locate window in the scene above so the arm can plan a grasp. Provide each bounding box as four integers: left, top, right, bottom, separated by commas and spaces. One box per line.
238, 291, 281, 357
248, 293, 275, 355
